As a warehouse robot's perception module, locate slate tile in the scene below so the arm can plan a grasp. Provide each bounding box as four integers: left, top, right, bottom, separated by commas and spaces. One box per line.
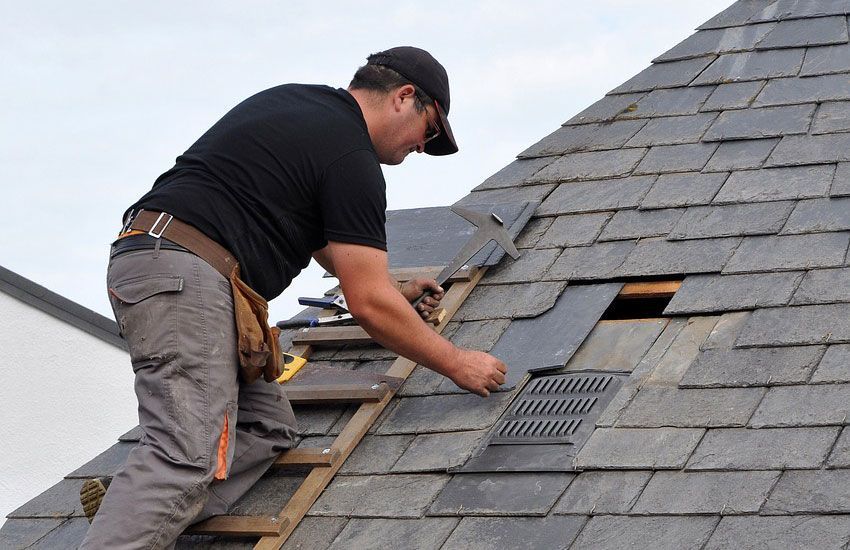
737, 303, 850, 347
281, 517, 348, 550
705, 515, 850, 550
454, 281, 566, 321
701, 80, 766, 111
228, 473, 306, 516
634, 142, 719, 174
442, 516, 585, 550
537, 176, 655, 215
479, 248, 559, 285
66, 441, 136, 478
293, 405, 347, 436
518, 120, 647, 157
445, 319, 511, 352
813, 101, 850, 134
615, 236, 741, 277
118, 425, 144, 442
552, 471, 651, 514
655, 23, 776, 62
644, 316, 720, 388
702, 138, 778, 172
455, 184, 554, 208
331, 344, 396, 361
793, 268, 850, 305
783, 197, 850, 234
627, 86, 716, 118
723, 233, 850, 273
640, 171, 727, 209
27, 518, 90, 549
680, 345, 823, 388
829, 426, 850, 467
544, 241, 636, 281
7, 478, 84, 518
834, 162, 850, 196
617, 386, 765, 428
428, 472, 573, 516
702, 104, 815, 141
610, 56, 716, 93
328, 518, 458, 550
570, 515, 719, 550
529, 148, 647, 183
801, 43, 850, 76
376, 393, 513, 435
764, 470, 850, 514
666, 272, 802, 315
756, 74, 850, 107
633, 471, 780, 514
564, 92, 646, 125
713, 164, 834, 203
687, 426, 840, 470
0, 518, 67, 549
565, 319, 668, 373
693, 49, 805, 85
337, 435, 413, 475
391, 431, 485, 473
750, 0, 850, 22
668, 201, 794, 240
756, 15, 849, 49
474, 157, 556, 190
515, 217, 553, 248
397, 364, 447, 397
698, 0, 777, 29
598, 208, 682, 241
624, 113, 717, 147
312, 474, 448, 517
750, 383, 850, 427
813, 345, 850, 383
701, 311, 752, 351
536, 212, 611, 248
574, 427, 705, 469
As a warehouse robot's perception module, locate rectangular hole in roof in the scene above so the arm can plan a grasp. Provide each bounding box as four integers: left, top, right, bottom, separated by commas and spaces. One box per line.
601, 280, 681, 320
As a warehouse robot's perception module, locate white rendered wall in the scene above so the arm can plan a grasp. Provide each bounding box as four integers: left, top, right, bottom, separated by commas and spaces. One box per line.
0, 291, 136, 525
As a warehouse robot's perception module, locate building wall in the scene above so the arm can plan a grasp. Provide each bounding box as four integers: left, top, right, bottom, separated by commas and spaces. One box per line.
0, 291, 136, 525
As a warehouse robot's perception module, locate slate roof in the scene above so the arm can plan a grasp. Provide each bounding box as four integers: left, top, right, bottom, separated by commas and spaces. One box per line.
8, 0, 850, 547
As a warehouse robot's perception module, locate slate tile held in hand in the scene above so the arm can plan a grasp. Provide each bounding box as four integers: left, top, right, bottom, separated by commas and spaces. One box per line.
427, 472, 573, 516
634, 142, 719, 174
701, 104, 815, 142
655, 23, 776, 62
756, 74, 850, 108
544, 240, 636, 281
686, 426, 840, 470
598, 207, 683, 241
713, 164, 834, 204
610, 56, 717, 94
391, 431, 486, 473
442, 516, 586, 550
665, 272, 802, 315
724, 233, 850, 274
571, 516, 719, 550
518, 119, 647, 157
615, 236, 741, 277
701, 80, 766, 111
564, 92, 646, 125
692, 49, 805, 85
537, 176, 655, 216
812, 101, 850, 135
639, 172, 727, 209
627, 86, 716, 118
574, 427, 705, 470
453, 281, 566, 321
736, 303, 850, 347
633, 471, 780, 514
667, 201, 794, 240
812, 344, 850, 383
328, 518, 458, 550
616, 386, 765, 428
376, 393, 513, 435
623, 113, 717, 147
529, 148, 647, 183
474, 157, 556, 190
702, 138, 778, 172
763, 470, 850, 514
782, 198, 850, 234
705, 515, 850, 550
800, 43, 850, 76
553, 470, 651, 514
755, 16, 849, 49
680, 345, 823, 388
750, 383, 850, 427
536, 213, 611, 248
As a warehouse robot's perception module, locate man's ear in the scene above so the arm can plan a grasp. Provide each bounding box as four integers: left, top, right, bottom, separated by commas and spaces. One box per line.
392, 84, 417, 112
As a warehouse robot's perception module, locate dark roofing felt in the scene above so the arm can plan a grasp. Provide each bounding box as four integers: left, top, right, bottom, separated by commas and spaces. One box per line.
9, 0, 850, 547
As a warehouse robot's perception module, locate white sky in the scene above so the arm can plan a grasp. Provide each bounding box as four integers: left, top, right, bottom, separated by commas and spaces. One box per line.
0, 0, 732, 521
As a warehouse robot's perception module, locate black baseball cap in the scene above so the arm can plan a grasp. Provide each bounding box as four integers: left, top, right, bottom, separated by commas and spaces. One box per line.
367, 46, 458, 156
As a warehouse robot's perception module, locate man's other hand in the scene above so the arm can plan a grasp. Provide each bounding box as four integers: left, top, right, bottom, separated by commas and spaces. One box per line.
400, 278, 444, 319
450, 349, 507, 397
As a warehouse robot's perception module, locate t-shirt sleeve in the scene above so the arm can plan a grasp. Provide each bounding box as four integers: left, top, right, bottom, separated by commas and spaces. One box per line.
319, 149, 387, 250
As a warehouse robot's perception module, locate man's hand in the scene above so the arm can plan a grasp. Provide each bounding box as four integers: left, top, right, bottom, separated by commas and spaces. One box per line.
448, 349, 508, 397
399, 278, 444, 319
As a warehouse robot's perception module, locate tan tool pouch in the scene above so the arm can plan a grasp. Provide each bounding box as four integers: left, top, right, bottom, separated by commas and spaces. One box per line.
229, 266, 283, 384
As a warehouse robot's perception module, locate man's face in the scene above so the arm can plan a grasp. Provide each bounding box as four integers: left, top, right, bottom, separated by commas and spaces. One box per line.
376, 91, 440, 165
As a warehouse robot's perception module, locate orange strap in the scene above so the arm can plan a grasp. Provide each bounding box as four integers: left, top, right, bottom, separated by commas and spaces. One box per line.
214, 412, 229, 480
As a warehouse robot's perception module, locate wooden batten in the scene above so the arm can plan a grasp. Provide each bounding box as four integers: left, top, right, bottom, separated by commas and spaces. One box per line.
618, 280, 682, 299
185, 515, 287, 537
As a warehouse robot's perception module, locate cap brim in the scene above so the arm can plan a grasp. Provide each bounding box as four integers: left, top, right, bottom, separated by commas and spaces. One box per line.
424, 100, 458, 156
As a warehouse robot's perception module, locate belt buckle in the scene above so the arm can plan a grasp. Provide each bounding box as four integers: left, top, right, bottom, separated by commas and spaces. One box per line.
148, 212, 174, 239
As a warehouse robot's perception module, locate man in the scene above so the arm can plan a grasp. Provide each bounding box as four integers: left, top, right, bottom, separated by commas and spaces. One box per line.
80, 46, 507, 549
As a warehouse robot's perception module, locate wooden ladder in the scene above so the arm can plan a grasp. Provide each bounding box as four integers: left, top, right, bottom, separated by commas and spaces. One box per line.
183, 267, 486, 548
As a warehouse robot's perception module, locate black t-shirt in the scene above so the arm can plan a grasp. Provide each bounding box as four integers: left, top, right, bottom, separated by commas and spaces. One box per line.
130, 84, 387, 300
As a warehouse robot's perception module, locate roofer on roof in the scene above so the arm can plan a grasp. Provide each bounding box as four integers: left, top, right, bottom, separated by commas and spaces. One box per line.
78, 46, 508, 549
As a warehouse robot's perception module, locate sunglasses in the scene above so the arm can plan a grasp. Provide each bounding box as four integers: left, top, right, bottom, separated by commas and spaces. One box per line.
416, 95, 441, 144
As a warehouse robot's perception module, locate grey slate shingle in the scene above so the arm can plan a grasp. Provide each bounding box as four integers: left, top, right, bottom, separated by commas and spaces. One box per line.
800, 43, 850, 76
723, 233, 850, 273
624, 113, 717, 147
686, 427, 840, 470
479, 248, 560, 285
792, 267, 850, 305
755, 16, 849, 49
574, 427, 705, 470
0, 519, 69, 550
615, 236, 741, 277
25, 518, 90, 550
834, 162, 850, 196
764, 470, 850, 514
813, 101, 850, 134
565, 319, 668, 373
667, 201, 794, 240
376, 393, 513, 435
536, 176, 655, 215
692, 49, 805, 85
610, 56, 717, 94
455, 183, 554, 208
632, 471, 780, 514
7, 478, 84, 518
701, 80, 766, 111
281, 517, 348, 550
782, 198, 850, 234
705, 515, 850, 550
680, 345, 823, 388
598, 208, 683, 241
698, 0, 776, 30
616, 387, 766, 428
750, 383, 850, 427
337, 435, 412, 475
518, 120, 647, 157
655, 23, 776, 62
535, 212, 612, 248
529, 148, 647, 183
66, 441, 135, 478
453, 281, 567, 321
628, 86, 716, 118
634, 142, 720, 174
828, 426, 850, 467
564, 92, 646, 125
441, 516, 586, 550
552, 470, 651, 514
702, 138, 778, 172
643, 316, 719, 388
311, 474, 448, 518
444, 319, 511, 353
736, 303, 850, 347
701, 311, 752, 351
750, 0, 850, 22
755, 74, 850, 107
812, 345, 850, 383
570, 515, 719, 550
515, 217, 554, 248
327, 518, 458, 550
701, 104, 815, 141
474, 157, 556, 190
427, 473, 573, 516
640, 172, 728, 210
390, 431, 485, 473
713, 164, 834, 204
544, 240, 636, 281
665, 272, 803, 315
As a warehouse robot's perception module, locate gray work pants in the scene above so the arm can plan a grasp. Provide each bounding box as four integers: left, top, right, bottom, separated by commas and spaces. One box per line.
80, 247, 298, 550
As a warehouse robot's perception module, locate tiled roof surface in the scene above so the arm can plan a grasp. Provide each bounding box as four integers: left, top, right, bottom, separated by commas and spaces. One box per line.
8, 0, 850, 547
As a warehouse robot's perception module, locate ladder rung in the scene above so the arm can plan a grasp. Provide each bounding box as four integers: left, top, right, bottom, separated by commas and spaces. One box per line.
291, 325, 373, 346
273, 447, 339, 468
285, 383, 390, 404
185, 515, 288, 537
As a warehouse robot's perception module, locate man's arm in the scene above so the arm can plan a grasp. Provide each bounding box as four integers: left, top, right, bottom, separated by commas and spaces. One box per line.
325, 240, 507, 397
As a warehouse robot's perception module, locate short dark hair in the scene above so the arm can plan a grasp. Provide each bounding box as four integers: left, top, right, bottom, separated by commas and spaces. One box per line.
349, 63, 432, 113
